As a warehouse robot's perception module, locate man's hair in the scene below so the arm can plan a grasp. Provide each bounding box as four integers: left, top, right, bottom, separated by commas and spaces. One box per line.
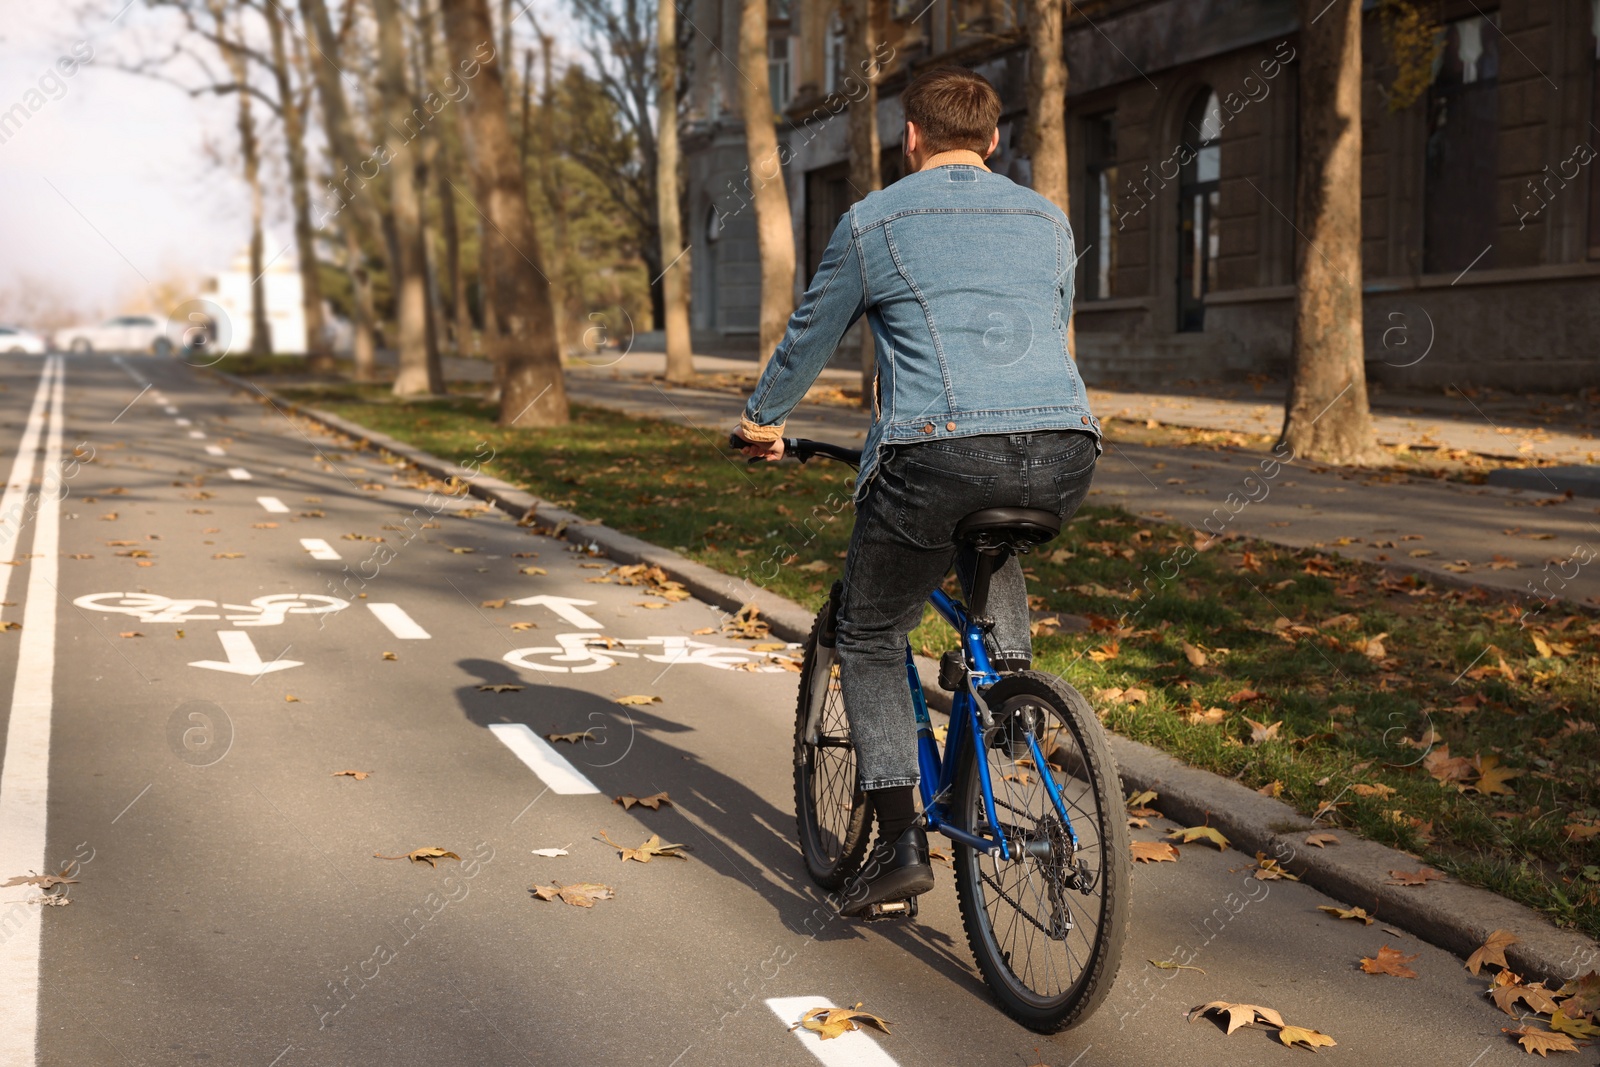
901, 67, 1001, 155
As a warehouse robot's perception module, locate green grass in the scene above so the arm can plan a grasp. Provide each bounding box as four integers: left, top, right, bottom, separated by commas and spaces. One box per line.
277, 384, 1600, 938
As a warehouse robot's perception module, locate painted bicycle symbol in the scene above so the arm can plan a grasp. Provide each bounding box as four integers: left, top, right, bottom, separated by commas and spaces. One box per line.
73, 591, 349, 627
503, 633, 798, 674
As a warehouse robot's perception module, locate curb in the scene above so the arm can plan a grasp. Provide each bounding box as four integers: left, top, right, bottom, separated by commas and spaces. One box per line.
219, 371, 1599, 987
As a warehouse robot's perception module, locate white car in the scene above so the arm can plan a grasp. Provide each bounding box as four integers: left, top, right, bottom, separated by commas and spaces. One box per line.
0, 325, 48, 354
55, 314, 172, 355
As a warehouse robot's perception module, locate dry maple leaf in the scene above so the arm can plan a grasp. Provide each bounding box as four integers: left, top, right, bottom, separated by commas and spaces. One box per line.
374, 847, 460, 867
1087, 641, 1120, 663
1548, 1010, 1600, 1040
1243, 717, 1282, 744
1467, 929, 1519, 976
1465, 755, 1522, 797
790, 1003, 891, 1041
1502, 1026, 1578, 1057
1251, 852, 1299, 881
1132, 840, 1179, 863
545, 731, 595, 744
1360, 945, 1420, 979
1, 871, 79, 890
615, 695, 661, 706
331, 770, 370, 780
1125, 789, 1159, 816
381, 652, 397, 661
1387, 867, 1445, 887
1278, 1025, 1337, 1050
1226, 688, 1265, 703
480, 598, 507, 609
1187, 1001, 1285, 1035
509, 622, 538, 631
1180, 640, 1208, 668
1317, 905, 1373, 925
1423, 744, 1475, 784
476, 684, 524, 693
599, 830, 689, 863
614, 792, 672, 810
519, 565, 548, 575
1557, 972, 1600, 1017
1169, 825, 1229, 850
1305, 832, 1340, 848
531, 881, 615, 908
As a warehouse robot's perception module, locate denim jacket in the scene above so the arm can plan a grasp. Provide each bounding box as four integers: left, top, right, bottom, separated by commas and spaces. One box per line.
741, 164, 1101, 496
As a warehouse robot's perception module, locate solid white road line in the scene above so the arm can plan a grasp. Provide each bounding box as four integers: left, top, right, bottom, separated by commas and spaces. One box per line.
764, 999, 900, 1067
299, 538, 341, 561
257, 496, 290, 514
366, 603, 430, 639
487, 724, 600, 795
0, 359, 56, 615
187, 430, 205, 439
204, 445, 225, 457
174, 418, 192, 427
227, 468, 252, 481
0, 356, 66, 1063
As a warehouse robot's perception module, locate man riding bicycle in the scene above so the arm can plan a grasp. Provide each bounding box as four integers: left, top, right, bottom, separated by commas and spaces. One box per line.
735, 66, 1101, 915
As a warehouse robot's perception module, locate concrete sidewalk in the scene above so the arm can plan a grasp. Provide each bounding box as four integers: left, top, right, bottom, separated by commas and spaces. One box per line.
564, 368, 1600, 609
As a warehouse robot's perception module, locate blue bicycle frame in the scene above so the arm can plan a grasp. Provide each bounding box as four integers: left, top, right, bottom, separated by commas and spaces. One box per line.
908, 588, 1082, 862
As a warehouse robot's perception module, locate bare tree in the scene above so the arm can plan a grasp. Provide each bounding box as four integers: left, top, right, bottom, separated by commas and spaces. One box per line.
1022, 0, 1075, 363
844, 0, 882, 404
1280, 0, 1379, 463
738, 0, 795, 370
441, 0, 570, 425
657, 0, 692, 380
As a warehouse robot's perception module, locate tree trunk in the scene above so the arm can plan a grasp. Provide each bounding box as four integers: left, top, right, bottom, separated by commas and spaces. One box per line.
442, 0, 570, 426
376, 0, 441, 396
344, 223, 379, 378
263, 0, 331, 370
537, 34, 569, 359
738, 0, 796, 372
211, 6, 272, 357
1280, 0, 1378, 464
657, 0, 693, 381
844, 0, 882, 406
1024, 0, 1072, 361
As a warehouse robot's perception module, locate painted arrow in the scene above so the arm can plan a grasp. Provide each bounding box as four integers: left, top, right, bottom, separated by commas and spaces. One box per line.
188, 630, 303, 676
507, 595, 602, 630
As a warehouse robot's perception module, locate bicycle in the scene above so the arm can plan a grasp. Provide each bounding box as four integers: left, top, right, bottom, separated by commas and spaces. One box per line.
735, 433, 1129, 1033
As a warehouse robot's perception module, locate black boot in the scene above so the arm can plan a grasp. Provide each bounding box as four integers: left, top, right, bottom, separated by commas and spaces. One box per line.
837, 825, 935, 917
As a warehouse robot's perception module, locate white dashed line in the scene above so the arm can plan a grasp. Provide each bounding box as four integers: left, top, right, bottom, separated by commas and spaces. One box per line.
204, 445, 225, 457
765, 999, 900, 1066
487, 724, 599, 795
257, 496, 290, 513
187, 430, 205, 439
366, 603, 430, 639
174, 417, 191, 426
163, 405, 179, 415
227, 468, 252, 480
299, 538, 341, 560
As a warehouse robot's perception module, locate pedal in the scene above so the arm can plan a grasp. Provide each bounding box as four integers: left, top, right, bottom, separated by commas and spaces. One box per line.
860, 896, 919, 922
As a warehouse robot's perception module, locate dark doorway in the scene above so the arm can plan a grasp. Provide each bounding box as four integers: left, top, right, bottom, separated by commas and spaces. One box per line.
1424, 14, 1500, 274
1177, 90, 1221, 332
805, 161, 855, 278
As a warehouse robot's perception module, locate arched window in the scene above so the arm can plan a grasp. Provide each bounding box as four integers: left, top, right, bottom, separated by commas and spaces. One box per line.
1177, 90, 1222, 332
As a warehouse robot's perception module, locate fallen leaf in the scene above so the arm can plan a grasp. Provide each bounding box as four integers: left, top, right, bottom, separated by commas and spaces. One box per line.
510, 621, 539, 631
1317, 905, 1374, 925
1387, 867, 1445, 887
615, 695, 661, 706
1350, 782, 1397, 798
1226, 688, 1264, 703
545, 731, 596, 744
284, 694, 299, 702
1548, 1009, 1600, 1040
519, 565, 548, 575
599, 830, 689, 863
1125, 789, 1159, 816
211, 552, 244, 560
1466, 755, 1522, 797
791, 1003, 891, 1041
1466, 929, 1519, 976
382, 651, 396, 660
1502, 1026, 1578, 1057
1132, 840, 1179, 863
374, 847, 460, 867
447, 546, 476, 554
1305, 832, 1340, 848
1256, 780, 1283, 798
1149, 958, 1206, 974
331, 770, 369, 780
1181, 640, 1208, 668
1, 871, 79, 890
1360, 945, 1420, 978
1168, 825, 1229, 850
615, 792, 672, 810
1187, 1001, 1285, 1035
118, 631, 143, 639
531, 881, 614, 907
480, 598, 507, 609
476, 684, 524, 693
1278, 1025, 1337, 1051
1243, 717, 1281, 744
1251, 852, 1299, 881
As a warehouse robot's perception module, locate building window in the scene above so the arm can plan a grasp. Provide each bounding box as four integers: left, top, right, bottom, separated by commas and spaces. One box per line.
1424, 13, 1500, 274
825, 13, 846, 95
1080, 111, 1117, 301
769, 33, 793, 110
1177, 90, 1221, 332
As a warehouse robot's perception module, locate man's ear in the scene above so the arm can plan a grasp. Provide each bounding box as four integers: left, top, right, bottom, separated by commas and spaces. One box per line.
904, 120, 918, 157
984, 127, 1000, 160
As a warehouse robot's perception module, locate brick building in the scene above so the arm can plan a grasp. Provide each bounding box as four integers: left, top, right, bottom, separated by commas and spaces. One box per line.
680, 0, 1600, 390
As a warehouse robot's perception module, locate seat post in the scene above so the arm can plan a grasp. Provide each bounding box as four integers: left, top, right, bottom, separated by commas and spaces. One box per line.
964, 546, 1009, 624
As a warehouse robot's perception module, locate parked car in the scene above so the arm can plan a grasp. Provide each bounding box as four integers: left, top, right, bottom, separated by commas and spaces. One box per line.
0, 325, 48, 354
55, 315, 172, 355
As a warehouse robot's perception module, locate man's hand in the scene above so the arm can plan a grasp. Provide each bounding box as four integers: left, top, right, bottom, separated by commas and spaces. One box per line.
737, 436, 785, 463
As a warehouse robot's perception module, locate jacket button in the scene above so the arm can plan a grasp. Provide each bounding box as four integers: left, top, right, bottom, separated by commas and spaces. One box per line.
922, 424, 934, 434
945, 421, 956, 431
1081, 415, 1090, 424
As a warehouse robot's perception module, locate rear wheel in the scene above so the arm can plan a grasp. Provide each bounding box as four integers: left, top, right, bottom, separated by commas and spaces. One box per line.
953, 671, 1128, 1033
792, 601, 870, 890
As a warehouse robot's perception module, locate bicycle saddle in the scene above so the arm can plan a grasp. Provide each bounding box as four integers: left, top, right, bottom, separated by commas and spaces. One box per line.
952, 507, 1062, 550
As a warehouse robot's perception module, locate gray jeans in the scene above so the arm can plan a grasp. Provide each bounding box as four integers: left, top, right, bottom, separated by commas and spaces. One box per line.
837, 430, 1098, 790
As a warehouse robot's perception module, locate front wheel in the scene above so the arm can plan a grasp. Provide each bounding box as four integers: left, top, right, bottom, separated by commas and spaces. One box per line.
792, 598, 870, 890
953, 671, 1129, 1033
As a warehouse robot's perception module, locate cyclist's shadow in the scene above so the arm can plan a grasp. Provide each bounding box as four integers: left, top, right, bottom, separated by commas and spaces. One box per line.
451, 657, 978, 986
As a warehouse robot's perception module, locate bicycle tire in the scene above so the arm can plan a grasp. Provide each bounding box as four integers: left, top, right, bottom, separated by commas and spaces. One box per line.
952, 671, 1129, 1032
792, 604, 871, 890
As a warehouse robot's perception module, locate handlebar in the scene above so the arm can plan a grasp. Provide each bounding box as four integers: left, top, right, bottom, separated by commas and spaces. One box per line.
728, 432, 863, 468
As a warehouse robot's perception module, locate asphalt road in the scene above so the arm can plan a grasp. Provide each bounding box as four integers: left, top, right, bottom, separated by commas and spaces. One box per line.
0, 354, 1542, 1066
